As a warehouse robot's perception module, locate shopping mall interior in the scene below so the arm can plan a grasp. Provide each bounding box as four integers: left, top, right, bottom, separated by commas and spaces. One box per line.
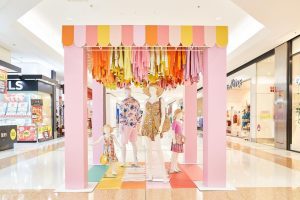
1, 0, 300, 199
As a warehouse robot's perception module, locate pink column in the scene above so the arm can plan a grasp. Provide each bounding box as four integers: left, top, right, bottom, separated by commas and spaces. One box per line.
64, 45, 88, 189
203, 46, 227, 187
184, 83, 198, 163
92, 80, 104, 165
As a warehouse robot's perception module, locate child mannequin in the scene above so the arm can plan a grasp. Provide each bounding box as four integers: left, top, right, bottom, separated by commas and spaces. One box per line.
93, 124, 121, 177
170, 109, 185, 173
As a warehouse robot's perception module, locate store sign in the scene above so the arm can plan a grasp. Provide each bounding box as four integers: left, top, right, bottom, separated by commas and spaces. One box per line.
227, 79, 243, 90
38, 125, 53, 142
0, 125, 17, 151
31, 99, 43, 123
17, 126, 37, 142
0, 70, 7, 94
7, 80, 38, 91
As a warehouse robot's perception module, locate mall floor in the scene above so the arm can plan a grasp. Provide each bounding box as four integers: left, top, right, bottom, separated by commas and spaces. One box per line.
1, 132, 300, 200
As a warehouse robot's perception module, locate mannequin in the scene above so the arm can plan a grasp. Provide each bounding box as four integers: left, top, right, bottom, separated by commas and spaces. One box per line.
119, 87, 141, 167
92, 124, 120, 177
140, 84, 169, 182
170, 109, 185, 173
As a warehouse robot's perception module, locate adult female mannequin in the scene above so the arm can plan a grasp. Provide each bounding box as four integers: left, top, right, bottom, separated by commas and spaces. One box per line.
140, 84, 168, 182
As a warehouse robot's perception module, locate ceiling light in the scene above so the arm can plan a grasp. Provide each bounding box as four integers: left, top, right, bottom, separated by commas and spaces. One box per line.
67, 17, 73, 21
215, 17, 222, 21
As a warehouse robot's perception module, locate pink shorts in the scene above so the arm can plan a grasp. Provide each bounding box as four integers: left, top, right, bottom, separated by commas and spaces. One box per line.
121, 125, 138, 144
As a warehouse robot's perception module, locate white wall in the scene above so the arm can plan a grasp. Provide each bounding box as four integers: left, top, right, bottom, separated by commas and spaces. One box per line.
106, 93, 117, 127
0, 46, 11, 63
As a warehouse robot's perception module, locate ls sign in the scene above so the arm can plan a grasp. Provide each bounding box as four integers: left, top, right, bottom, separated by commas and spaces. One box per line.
7, 80, 38, 91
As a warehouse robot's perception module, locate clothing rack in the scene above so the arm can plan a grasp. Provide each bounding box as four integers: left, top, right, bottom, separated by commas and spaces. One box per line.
86, 46, 205, 52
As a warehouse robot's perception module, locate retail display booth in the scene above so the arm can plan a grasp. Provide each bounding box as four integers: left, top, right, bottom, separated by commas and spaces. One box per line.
62, 25, 228, 191
0, 60, 21, 151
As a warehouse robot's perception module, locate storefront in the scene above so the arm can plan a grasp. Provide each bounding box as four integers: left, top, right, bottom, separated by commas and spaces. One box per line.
226, 54, 279, 147
0, 60, 21, 151
0, 75, 57, 143
290, 36, 300, 151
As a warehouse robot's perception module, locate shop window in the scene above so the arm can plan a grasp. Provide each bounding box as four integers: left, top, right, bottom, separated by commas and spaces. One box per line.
256, 55, 275, 146
292, 37, 300, 55
291, 54, 300, 151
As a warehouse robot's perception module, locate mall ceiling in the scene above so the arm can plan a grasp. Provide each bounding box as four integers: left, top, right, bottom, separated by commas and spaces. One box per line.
0, 0, 300, 83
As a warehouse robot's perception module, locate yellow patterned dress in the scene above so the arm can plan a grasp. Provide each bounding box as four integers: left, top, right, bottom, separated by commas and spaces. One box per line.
141, 101, 163, 141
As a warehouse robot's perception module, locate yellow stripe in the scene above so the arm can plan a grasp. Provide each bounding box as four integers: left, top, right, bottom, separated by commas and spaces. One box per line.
97, 25, 110, 46
181, 26, 193, 46
216, 26, 228, 47
97, 165, 125, 189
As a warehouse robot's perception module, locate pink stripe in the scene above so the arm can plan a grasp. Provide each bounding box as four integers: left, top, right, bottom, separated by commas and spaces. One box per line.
157, 26, 169, 46
169, 26, 180, 46
110, 25, 121, 46
122, 25, 133, 46
86, 25, 98, 46
134, 25, 145, 46
74, 26, 86, 47
192, 26, 204, 46
204, 26, 216, 47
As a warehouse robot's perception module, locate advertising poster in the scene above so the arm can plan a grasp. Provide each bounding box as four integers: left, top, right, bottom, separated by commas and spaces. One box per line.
0, 125, 17, 151
0, 70, 7, 94
17, 126, 37, 142
31, 99, 43, 123
38, 125, 52, 142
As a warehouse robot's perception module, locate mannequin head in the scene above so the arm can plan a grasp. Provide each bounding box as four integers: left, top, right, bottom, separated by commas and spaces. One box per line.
174, 109, 184, 121
124, 87, 131, 98
103, 124, 113, 135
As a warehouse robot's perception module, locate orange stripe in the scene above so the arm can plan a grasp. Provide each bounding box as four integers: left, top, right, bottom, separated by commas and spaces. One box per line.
62, 25, 74, 46
146, 25, 157, 46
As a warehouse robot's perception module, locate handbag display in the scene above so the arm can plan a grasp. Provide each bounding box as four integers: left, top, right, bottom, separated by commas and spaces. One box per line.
159, 98, 171, 133
100, 153, 108, 165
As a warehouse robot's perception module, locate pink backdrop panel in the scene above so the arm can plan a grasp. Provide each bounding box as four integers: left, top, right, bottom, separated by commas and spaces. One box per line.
203, 46, 226, 187
121, 25, 133, 46
92, 81, 104, 165
192, 26, 204, 46
134, 25, 145, 46
64, 45, 88, 189
184, 83, 198, 164
157, 25, 169, 46
74, 25, 86, 47
169, 26, 181, 46
204, 26, 216, 47
110, 25, 121, 46
86, 25, 98, 46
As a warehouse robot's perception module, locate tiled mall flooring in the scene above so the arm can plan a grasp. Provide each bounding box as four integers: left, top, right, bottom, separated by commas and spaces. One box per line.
1, 134, 300, 199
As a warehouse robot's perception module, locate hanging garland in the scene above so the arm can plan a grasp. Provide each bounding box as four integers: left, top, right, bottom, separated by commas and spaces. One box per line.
88, 47, 203, 89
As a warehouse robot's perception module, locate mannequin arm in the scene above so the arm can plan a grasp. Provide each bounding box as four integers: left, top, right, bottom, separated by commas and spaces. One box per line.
92, 135, 104, 145
158, 98, 166, 133
171, 130, 176, 144
139, 111, 145, 134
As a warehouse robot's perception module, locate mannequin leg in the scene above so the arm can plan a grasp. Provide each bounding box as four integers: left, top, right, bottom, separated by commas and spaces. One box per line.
131, 142, 138, 166
174, 153, 181, 172
170, 152, 176, 173
146, 138, 153, 180
121, 144, 127, 166
112, 162, 117, 176
155, 136, 168, 181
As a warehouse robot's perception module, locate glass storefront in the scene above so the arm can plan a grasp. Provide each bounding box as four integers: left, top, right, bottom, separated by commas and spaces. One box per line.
0, 91, 53, 142
291, 37, 300, 151
256, 55, 275, 146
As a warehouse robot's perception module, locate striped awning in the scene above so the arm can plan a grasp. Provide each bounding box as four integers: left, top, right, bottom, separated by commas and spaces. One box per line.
62, 25, 228, 48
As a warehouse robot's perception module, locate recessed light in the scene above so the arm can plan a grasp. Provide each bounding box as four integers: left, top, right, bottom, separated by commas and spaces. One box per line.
215, 17, 222, 21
